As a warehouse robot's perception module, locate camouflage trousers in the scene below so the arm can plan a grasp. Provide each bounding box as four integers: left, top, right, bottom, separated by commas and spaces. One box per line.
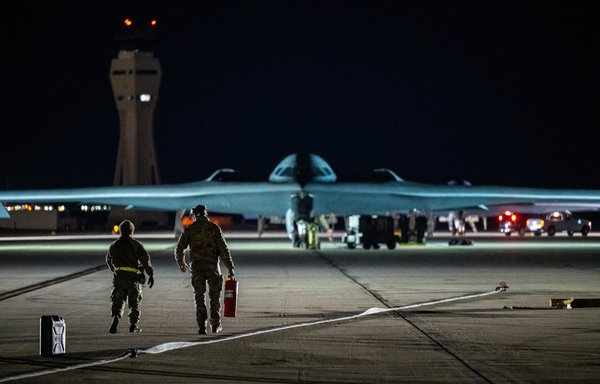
191, 271, 223, 328
110, 277, 143, 325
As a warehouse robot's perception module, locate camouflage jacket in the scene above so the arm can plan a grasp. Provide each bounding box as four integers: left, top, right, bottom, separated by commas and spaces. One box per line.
175, 216, 234, 273
106, 235, 154, 280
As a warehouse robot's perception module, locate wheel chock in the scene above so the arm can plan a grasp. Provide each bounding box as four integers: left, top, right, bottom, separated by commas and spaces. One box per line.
550, 298, 600, 309
550, 298, 574, 309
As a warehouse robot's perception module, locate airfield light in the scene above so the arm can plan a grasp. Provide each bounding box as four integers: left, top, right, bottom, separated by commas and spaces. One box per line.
150, 19, 157, 26
498, 215, 503, 221
511, 214, 517, 222
124, 18, 133, 27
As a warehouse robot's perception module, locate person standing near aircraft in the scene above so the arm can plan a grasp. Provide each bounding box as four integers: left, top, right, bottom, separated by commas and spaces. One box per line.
257, 215, 266, 237
175, 204, 235, 334
106, 219, 154, 333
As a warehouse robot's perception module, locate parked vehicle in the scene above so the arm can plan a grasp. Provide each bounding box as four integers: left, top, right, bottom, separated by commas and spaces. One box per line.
341, 215, 399, 249
498, 211, 544, 237
543, 211, 591, 236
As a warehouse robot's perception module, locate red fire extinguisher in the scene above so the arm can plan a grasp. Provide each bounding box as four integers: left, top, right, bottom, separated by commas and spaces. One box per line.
223, 275, 238, 317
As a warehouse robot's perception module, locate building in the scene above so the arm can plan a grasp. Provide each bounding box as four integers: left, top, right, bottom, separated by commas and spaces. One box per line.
108, 18, 168, 228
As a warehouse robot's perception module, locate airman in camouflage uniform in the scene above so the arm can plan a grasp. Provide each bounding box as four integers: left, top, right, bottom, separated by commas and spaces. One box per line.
106, 220, 154, 333
175, 205, 235, 334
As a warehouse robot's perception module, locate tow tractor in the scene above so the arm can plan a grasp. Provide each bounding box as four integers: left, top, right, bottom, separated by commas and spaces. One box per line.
498, 211, 544, 236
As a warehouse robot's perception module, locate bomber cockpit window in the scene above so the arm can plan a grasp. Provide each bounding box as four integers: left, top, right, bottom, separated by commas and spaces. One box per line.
277, 167, 297, 177
311, 167, 332, 176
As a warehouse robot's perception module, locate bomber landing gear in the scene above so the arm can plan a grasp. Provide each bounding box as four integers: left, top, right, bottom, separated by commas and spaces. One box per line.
292, 220, 320, 249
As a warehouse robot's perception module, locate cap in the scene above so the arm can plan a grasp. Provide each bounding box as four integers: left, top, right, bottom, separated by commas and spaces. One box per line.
191, 205, 207, 216
119, 220, 135, 235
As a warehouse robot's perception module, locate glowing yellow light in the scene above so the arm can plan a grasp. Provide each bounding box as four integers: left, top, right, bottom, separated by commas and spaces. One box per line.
150, 19, 157, 26
124, 18, 133, 27
113, 225, 119, 234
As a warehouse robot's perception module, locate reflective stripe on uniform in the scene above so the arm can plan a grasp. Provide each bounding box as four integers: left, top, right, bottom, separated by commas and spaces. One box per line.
115, 266, 140, 273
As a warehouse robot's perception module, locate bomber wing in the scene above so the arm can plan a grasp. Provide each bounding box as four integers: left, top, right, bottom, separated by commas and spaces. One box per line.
3, 153, 600, 221
306, 181, 600, 216
0, 181, 301, 219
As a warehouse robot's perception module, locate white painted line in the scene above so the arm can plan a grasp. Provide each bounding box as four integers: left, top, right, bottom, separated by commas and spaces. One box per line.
0, 284, 508, 382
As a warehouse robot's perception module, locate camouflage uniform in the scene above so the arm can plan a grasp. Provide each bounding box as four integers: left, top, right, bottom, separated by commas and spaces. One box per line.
106, 232, 154, 328
175, 215, 234, 331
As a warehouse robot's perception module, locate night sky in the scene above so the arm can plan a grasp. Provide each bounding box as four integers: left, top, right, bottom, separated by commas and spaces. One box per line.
2, 1, 599, 190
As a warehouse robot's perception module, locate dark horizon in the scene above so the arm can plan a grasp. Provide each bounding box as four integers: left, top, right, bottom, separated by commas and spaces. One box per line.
2, 1, 599, 190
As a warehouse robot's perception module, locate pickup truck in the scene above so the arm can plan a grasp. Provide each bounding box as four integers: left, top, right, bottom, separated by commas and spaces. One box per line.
543, 211, 592, 237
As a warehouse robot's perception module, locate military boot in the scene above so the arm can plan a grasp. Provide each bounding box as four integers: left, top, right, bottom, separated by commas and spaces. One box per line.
211, 323, 222, 334
129, 324, 142, 332
198, 320, 208, 335
109, 316, 119, 334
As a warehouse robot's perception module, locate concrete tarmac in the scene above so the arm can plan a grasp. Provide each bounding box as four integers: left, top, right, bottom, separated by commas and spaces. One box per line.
1, 231, 599, 383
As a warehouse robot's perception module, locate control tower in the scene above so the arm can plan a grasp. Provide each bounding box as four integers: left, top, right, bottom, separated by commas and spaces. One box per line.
110, 18, 161, 186
108, 19, 167, 227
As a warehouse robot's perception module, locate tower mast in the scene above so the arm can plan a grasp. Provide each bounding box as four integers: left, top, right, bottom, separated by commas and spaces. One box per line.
108, 18, 167, 228
110, 18, 161, 186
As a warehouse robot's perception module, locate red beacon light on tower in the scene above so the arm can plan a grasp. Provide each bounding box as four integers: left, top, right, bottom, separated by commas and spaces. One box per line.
122, 18, 157, 27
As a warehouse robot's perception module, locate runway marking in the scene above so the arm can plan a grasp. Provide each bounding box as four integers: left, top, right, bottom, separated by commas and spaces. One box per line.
0, 350, 134, 383
318, 251, 500, 384
0, 265, 106, 301
0, 285, 507, 382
